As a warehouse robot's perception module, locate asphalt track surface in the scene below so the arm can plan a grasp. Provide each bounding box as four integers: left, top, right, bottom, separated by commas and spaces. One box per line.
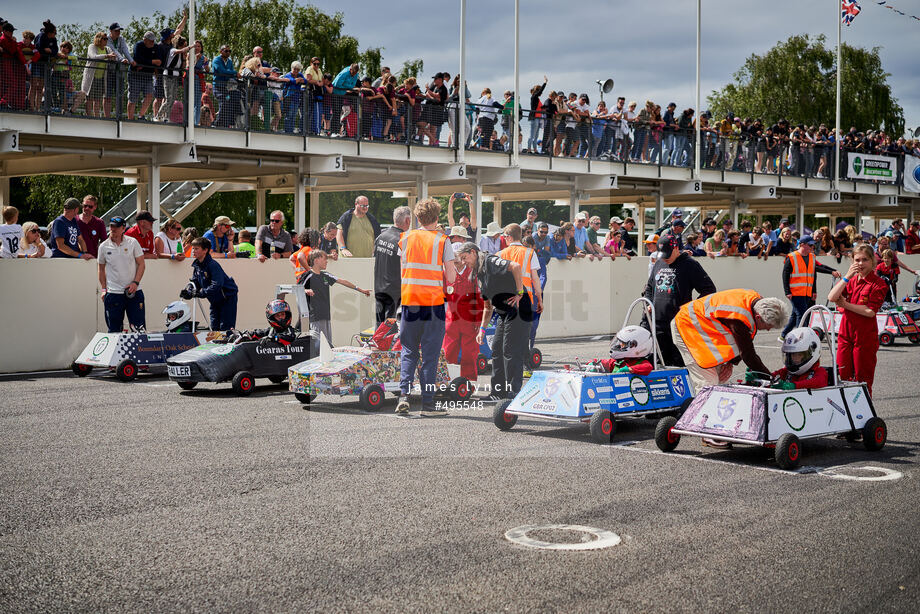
1, 331, 919, 612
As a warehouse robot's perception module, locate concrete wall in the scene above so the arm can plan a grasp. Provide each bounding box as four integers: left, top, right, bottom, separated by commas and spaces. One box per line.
3, 254, 918, 373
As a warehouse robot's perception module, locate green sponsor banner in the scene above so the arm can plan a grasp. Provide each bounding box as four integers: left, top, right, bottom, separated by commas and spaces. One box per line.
847, 153, 895, 182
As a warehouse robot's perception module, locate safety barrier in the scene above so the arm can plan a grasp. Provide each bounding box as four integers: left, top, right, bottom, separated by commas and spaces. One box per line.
4, 254, 919, 374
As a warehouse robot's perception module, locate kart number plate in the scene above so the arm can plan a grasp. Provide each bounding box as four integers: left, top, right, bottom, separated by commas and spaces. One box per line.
168, 365, 190, 377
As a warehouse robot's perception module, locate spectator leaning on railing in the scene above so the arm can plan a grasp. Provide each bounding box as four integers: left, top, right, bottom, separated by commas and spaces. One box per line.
254, 210, 293, 262
336, 195, 380, 258
50, 198, 93, 259
203, 215, 236, 259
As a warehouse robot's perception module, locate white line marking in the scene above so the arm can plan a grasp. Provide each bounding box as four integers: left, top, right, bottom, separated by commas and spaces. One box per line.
137, 382, 175, 388
505, 524, 621, 551
818, 465, 903, 481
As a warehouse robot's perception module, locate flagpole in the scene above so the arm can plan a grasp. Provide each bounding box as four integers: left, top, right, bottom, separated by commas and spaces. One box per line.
835, 0, 842, 187
694, 0, 701, 180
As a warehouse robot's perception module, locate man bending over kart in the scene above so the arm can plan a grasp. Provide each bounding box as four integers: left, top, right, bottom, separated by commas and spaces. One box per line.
585, 326, 654, 375
186, 237, 239, 331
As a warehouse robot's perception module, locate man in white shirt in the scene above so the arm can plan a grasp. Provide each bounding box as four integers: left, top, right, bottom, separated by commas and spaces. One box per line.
0, 206, 23, 258
98, 216, 147, 332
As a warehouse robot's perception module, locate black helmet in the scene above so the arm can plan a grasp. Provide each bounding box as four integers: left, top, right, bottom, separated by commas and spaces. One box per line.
266, 299, 292, 330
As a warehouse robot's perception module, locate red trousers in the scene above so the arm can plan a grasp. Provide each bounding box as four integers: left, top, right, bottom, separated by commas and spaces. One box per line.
836, 323, 879, 397
443, 319, 479, 381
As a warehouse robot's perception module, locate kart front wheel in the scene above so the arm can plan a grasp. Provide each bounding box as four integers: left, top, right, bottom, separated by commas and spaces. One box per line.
294, 392, 316, 405
775, 433, 802, 470
862, 417, 887, 451
71, 362, 92, 377
879, 332, 894, 346
449, 377, 473, 402
590, 409, 615, 444
115, 359, 138, 383
360, 384, 386, 411
525, 347, 543, 370
232, 371, 255, 396
268, 375, 286, 385
477, 354, 489, 375
909, 334, 920, 344
655, 416, 680, 452
493, 398, 517, 430
177, 381, 197, 391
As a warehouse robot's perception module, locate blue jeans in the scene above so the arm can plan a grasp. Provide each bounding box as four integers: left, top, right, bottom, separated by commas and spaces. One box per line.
400, 305, 447, 405
283, 95, 303, 133
104, 290, 146, 332
782, 295, 814, 339
528, 118, 543, 151
670, 135, 689, 166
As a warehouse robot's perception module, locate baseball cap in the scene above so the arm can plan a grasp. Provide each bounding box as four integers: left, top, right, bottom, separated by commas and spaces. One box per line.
702, 217, 715, 226
485, 222, 503, 237
722, 218, 733, 225
2, 21, 16, 33
672, 208, 684, 216
798, 235, 816, 247
609, 216, 624, 224
109, 22, 122, 31
160, 28, 175, 42
527, 207, 538, 214
143, 31, 156, 42
214, 215, 236, 226
658, 234, 680, 258
109, 216, 127, 227
780, 217, 790, 224
449, 225, 470, 239
672, 219, 686, 228
667, 102, 676, 108
575, 211, 588, 221
270, 67, 281, 74
136, 211, 155, 223
644, 233, 660, 244
63, 197, 81, 210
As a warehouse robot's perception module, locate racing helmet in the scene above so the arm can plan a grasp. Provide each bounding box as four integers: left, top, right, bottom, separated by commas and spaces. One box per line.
610, 325, 653, 360
781, 327, 821, 376
266, 299, 292, 331
163, 300, 191, 332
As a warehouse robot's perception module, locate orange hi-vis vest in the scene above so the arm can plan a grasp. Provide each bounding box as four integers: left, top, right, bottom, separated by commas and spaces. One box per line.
400, 229, 447, 306
293, 245, 312, 278
787, 251, 816, 297
498, 244, 535, 297
675, 289, 761, 369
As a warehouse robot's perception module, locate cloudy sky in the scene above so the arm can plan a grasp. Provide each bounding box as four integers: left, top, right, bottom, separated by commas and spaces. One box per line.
7, 0, 919, 131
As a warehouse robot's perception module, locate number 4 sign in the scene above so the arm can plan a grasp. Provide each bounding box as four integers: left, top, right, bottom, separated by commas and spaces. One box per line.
157, 143, 199, 165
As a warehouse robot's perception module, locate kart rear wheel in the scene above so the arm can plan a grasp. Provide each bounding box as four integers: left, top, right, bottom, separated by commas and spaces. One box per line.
71, 362, 92, 377
232, 371, 256, 396
177, 381, 197, 391
862, 417, 887, 451
590, 409, 615, 444
879, 332, 894, 346
115, 359, 138, 383
294, 392, 316, 405
360, 384, 386, 411
525, 347, 543, 370
909, 334, 920, 344
775, 433, 802, 470
449, 377, 474, 402
493, 398, 517, 430
477, 354, 489, 375
268, 375, 286, 385
655, 416, 680, 452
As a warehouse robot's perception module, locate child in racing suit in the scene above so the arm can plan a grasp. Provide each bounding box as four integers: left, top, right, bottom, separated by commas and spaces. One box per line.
771, 326, 829, 389
225, 299, 299, 345
586, 325, 654, 375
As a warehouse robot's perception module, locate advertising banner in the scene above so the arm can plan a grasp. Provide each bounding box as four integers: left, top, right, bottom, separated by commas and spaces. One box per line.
846, 152, 896, 182
904, 155, 920, 193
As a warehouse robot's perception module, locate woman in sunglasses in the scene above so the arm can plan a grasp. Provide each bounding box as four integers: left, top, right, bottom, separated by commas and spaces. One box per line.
18, 222, 51, 258
155, 220, 185, 260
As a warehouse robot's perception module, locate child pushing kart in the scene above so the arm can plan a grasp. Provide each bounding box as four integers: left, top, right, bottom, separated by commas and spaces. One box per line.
585, 325, 654, 375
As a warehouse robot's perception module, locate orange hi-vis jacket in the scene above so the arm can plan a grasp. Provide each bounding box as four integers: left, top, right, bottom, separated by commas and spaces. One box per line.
675, 288, 761, 368
498, 244, 535, 297
787, 251, 816, 297
400, 229, 448, 306
292, 245, 312, 278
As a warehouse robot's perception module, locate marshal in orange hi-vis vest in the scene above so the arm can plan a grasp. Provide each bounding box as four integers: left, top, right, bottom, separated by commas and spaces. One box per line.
787, 251, 816, 297
498, 244, 535, 296
292, 245, 312, 278
400, 229, 447, 306
674, 289, 761, 369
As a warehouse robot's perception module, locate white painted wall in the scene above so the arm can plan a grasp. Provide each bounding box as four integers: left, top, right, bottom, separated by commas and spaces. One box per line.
3, 254, 917, 373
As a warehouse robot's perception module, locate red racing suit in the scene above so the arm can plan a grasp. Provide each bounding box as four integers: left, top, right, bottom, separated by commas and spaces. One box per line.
442, 265, 485, 381
598, 357, 653, 375
771, 364, 830, 389
836, 272, 887, 396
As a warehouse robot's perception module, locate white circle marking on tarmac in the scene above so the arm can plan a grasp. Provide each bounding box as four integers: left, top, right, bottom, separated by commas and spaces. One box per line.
504, 524, 622, 551
818, 465, 903, 482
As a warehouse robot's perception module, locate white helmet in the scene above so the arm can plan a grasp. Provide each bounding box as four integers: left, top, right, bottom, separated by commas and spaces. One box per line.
610, 325, 653, 360
781, 327, 821, 376
163, 300, 191, 332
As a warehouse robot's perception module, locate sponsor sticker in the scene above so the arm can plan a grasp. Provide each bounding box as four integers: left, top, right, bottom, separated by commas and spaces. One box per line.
92, 336, 110, 357
629, 377, 650, 405
210, 345, 234, 355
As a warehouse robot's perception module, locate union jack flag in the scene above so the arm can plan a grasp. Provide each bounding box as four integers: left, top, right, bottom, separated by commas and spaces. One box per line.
842, 0, 862, 26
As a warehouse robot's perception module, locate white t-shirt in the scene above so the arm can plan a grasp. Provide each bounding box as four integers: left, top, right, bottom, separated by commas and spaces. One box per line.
566, 102, 589, 129
477, 96, 498, 121
648, 250, 662, 276
98, 235, 144, 294
155, 231, 181, 255
18, 242, 51, 258
0, 223, 22, 258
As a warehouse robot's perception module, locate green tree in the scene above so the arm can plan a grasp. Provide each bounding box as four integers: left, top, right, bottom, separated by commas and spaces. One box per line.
397, 58, 424, 82
708, 34, 904, 134
19, 176, 134, 226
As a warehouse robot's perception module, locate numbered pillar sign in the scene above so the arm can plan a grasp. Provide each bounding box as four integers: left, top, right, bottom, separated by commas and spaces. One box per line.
767, 186, 777, 198
457, 164, 466, 178
693, 180, 702, 193
828, 190, 841, 202
0, 131, 21, 153
610, 175, 618, 189
887, 195, 898, 206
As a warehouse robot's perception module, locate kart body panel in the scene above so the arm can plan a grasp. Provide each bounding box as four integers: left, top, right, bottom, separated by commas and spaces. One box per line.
74, 331, 220, 370
166, 337, 313, 383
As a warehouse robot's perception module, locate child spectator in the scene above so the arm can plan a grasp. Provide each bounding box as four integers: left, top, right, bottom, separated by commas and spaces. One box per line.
746, 227, 767, 259
235, 229, 256, 258
300, 249, 370, 344
586, 326, 654, 375
645, 233, 661, 275
0, 206, 22, 258
683, 232, 706, 257
772, 327, 828, 389
705, 229, 725, 258
603, 231, 631, 259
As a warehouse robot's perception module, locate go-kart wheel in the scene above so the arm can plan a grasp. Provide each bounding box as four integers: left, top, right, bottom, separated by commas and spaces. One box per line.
177, 381, 197, 391
294, 392, 317, 405
449, 377, 473, 402
775, 433, 802, 470
655, 416, 680, 452
115, 359, 138, 382
477, 353, 489, 375
493, 398, 517, 430
673, 397, 693, 419
879, 332, 894, 346
360, 384, 386, 411
268, 375, 286, 385
909, 334, 920, 344
862, 417, 887, 451
525, 347, 543, 370
71, 362, 92, 377
590, 409, 615, 444
232, 371, 255, 396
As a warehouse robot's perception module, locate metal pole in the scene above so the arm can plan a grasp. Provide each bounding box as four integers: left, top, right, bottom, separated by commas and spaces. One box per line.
512, 0, 520, 167
694, 0, 701, 179
187, 0, 196, 140
459, 0, 466, 162
835, 0, 842, 187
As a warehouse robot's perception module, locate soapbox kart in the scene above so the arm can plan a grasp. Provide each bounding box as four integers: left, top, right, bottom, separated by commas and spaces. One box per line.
808, 304, 920, 346
289, 319, 474, 410
71, 294, 219, 382
492, 298, 694, 444
655, 306, 888, 470
166, 285, 315, 395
